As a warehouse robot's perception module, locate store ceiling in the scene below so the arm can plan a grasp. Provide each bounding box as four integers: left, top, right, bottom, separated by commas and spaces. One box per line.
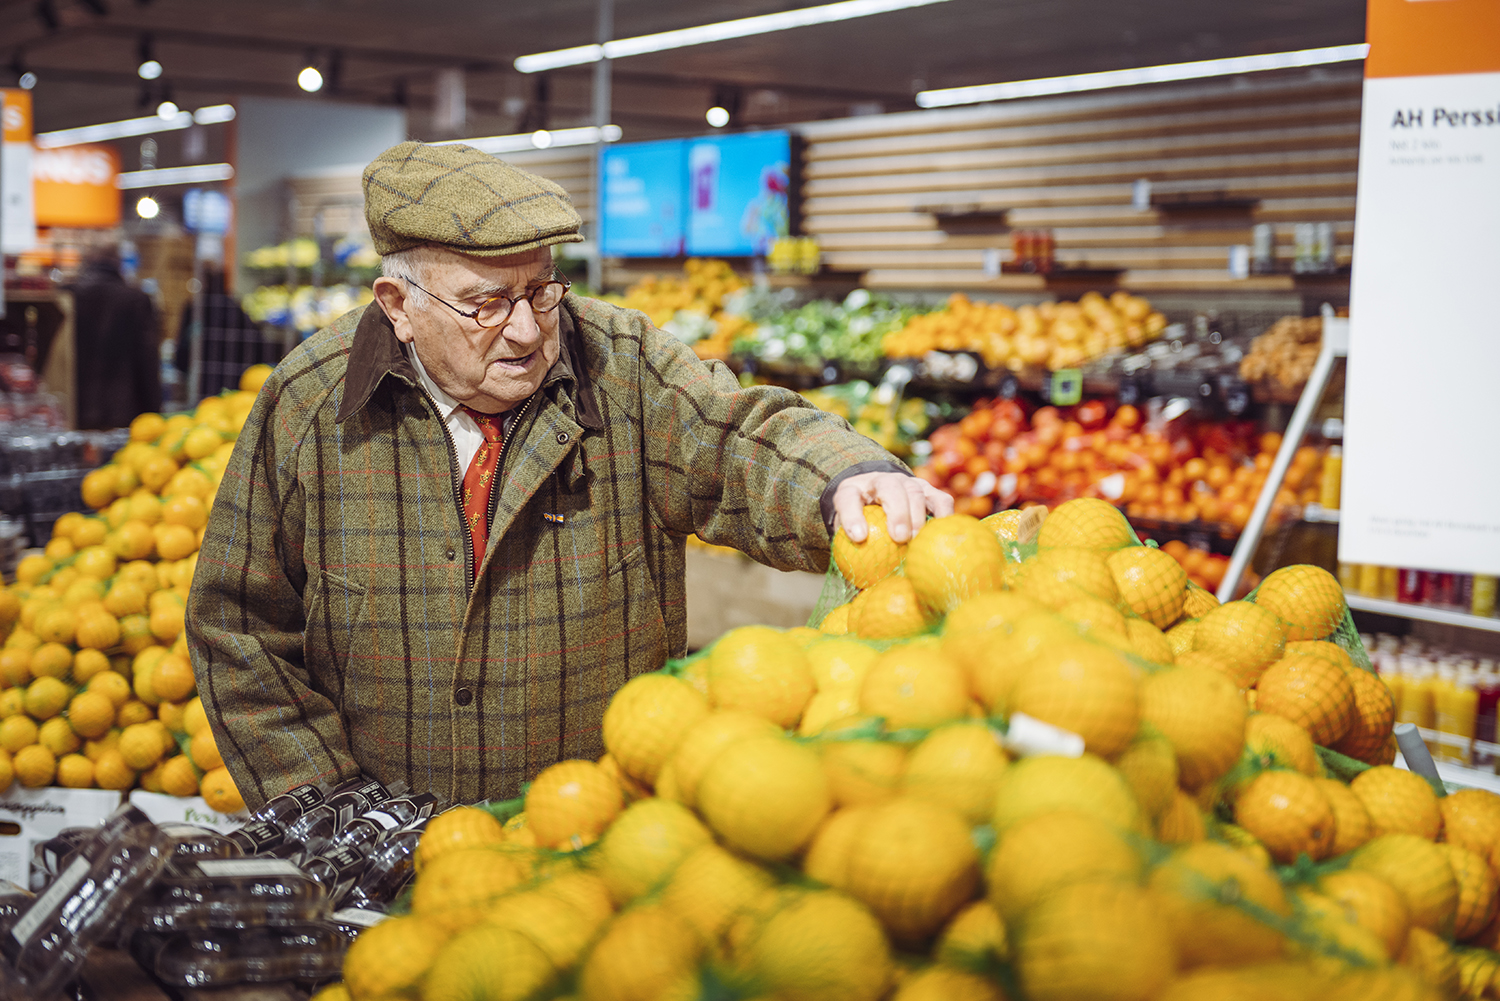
9, 0, 1366, 146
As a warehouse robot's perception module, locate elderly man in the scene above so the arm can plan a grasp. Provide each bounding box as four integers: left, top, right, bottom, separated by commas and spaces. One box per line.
187, 141, 949, 809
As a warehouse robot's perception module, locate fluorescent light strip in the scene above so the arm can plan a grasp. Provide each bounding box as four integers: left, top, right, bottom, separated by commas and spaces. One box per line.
35, 104, 236, 148
916, 43, 1371, 108
117, 163, 235, 189
436, 124, 622, 155
515, 0, 955, 73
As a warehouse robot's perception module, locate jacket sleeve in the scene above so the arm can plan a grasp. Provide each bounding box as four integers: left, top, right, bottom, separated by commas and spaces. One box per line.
629, 313, 903, 574
186, 366, 360, 809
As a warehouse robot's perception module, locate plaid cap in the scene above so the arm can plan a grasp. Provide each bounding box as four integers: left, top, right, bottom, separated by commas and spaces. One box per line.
362, 141, 583, 257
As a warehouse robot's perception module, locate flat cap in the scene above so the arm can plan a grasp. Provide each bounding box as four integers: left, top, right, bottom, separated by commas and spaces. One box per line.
362, 141, 583, 258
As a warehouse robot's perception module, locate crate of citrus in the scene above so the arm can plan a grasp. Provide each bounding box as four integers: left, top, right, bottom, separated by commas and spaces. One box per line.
0, 364, 274, 810
307, 498, 1495, 1001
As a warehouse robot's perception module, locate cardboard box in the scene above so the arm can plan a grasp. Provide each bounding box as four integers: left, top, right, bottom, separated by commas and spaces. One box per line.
0, 786, 122, 889
127, 791, 247, 834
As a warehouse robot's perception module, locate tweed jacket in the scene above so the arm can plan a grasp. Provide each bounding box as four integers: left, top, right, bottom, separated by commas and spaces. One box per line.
186, 293, 904, 809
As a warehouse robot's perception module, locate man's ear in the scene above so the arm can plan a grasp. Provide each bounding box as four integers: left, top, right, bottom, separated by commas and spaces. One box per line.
372, 276, 415, 344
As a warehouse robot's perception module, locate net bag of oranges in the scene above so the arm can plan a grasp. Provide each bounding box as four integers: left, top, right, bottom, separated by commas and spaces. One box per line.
320, 499, 1500, 1001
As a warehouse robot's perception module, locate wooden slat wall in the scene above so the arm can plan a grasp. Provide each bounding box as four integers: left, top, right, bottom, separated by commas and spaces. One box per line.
794, 69, 1363, 293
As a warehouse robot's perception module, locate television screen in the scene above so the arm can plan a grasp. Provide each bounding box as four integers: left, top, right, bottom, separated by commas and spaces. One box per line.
599, 139, 687, 257
685, 131, 792, 257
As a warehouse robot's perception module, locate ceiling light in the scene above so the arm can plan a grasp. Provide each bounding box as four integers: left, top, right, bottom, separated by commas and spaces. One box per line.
137, 59, 162, 80
35, 108, 236, 148
135, 196, 160, 219
192, 104, 236, 125
117, 163, 234, 189
434, 124, 622, 155
298, 66, 323, 92
915, 42, 1370, 108
705, 106, 730, 128
18, 72, 36, 90
515, 0, 956, 73
156, 100, 179, 119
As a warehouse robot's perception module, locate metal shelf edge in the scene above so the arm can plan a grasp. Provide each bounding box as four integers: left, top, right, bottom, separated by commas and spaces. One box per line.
1347, 594, 1500, 633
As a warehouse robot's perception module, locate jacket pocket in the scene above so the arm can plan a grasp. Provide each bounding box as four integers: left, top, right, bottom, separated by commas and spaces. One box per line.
602, 543, 668, 681
303, 568, 370, 702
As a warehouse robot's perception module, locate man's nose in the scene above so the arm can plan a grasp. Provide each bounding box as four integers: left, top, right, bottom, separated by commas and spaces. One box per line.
500, 299, 542, 345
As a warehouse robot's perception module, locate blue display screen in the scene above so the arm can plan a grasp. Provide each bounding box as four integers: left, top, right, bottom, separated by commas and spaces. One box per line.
599, 139, 687, 257
686, 131, 791, 257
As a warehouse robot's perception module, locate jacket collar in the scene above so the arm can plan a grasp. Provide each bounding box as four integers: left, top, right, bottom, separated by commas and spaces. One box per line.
336, 297, 603, 430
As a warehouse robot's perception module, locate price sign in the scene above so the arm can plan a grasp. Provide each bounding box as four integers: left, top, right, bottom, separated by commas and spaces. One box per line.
1048, 369, 1082, 406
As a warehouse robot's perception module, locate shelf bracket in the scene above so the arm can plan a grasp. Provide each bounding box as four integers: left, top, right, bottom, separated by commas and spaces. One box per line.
1216, 313, 1349, 603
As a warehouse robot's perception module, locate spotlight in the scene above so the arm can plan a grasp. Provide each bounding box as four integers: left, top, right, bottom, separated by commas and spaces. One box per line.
19, 71, 37, 90
705, 106, 730, 128
156, 100, 178, 119
137, 59, 162, 79
136, 196, 160, 219
531, 129, 553, 149
298, 65, 323, 92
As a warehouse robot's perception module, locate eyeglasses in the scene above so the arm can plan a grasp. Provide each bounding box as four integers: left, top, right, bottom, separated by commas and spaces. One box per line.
405, 274, 571, 328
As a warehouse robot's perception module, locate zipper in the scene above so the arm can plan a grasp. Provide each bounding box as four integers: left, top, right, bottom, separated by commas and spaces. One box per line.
474, 391, 538, 590
421, 395, 472, 586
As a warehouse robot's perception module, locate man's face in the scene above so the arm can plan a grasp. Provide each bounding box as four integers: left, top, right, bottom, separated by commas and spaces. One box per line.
374, 247, 561, 414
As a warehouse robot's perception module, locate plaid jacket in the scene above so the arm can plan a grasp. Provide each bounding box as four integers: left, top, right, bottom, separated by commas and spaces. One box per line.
187, 294, 902, 809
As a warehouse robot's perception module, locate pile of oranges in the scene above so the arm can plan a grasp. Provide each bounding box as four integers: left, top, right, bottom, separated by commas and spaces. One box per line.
323, 498, 1496, 1001
0, 365, 274, 811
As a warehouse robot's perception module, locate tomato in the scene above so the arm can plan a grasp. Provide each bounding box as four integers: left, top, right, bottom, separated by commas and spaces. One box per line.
1110, 404, 1141, 430
1076, 399, 1109, 429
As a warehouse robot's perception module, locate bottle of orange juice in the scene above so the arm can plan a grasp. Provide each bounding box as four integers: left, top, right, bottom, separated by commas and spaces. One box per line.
1319, 445, 1342, 510
1358, 564, 1382, 598
1434, 664, 1478, 764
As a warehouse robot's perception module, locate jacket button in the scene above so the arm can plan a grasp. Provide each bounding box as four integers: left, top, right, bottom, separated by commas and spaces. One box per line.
455, 688, 473, 707
556, 431, 570, 444
446, 547, 456, 561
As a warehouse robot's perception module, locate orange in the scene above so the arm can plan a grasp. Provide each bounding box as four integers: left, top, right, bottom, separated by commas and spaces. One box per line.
805, 637, 880, 693
935, 899, 1007, 970
1165, 619, 1197, 658
1318, 868, 1412, 960
1014, 882, 1175, 1001
659, 843, 775, 945
86, 670, 132, 709
1008, 641, 1140, 758
981, 508, 1025, 543
121, 723, 166, 770
1438, 789, 1500, 873
1191, 600, 1285, 687
901, 514, 1006, 615
601, 672, 708, 784
665, 709, 779, 808
1113, 730, 1179, 820
524, 759, 624, 850
159, 754, 199, 797
1055, 594, 1129, 640
1349, 833, 1459, 935
595, 798, 712, 904
831, 504, 907, 589
1399, 927, 1462, 998
1285, 639, 1356, 674
848, 575, 931, 640
189, 727, 224, 771
901, 721, 1008, 824
28, 642, 72, 680
416, 806, 505, 869
154, 523, 197, 562
13, 744, 57, 787
1140, 666, 1246, 791
819, 733, 906, 808
817, 603, 851, 635
1242, 713, 1319, 776
985, 808, 1143, 923
1036, 497, 1134, 550
1350, 765, 1442, 840
66, 690, 116, 740
1233, 769, 1334, 863
1254, 653, 1355, 746
842, 796, 981, 943
342, 914, 448, 1001
891, 967, 1005, 1001
990, 753, 1144, 834
1149, 840, 1290, 967
696, 734, 831, 861
1331, 668, 1397, 764
1253, 564, 1346, 640
859, 643, 968, 731
802, 804, 875, 890
74, 610, 121, 651
577, 904, 702, 1001
150, 653, 196, 703
1156, 789, 1207, 844
735, 889, 892, 1001
411, 847, 529, 933
969, 612, 1079, 713
92, 748, 136, 790
1124, 618, 1174, 665
1317, 777, 1373, 856
1013, 547, 1120, 609
940, 590, 1041, 684
422, 926, 556, 1001
706, 625, 815, 728
55, 752, 93, 788
1106, 545, 1188, 628
1440, 843, 1498, 940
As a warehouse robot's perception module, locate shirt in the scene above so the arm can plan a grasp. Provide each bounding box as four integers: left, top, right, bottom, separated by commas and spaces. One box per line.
405, 343, 511, 474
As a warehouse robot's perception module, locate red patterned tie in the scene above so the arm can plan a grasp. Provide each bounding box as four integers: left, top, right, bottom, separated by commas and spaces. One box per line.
460, 406, 506, 571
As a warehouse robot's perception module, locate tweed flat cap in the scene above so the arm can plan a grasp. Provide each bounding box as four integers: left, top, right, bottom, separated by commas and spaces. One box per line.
362, 141, 583, 257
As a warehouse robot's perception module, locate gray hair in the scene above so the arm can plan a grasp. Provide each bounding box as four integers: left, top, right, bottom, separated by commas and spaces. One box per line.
380, 246, 448, 309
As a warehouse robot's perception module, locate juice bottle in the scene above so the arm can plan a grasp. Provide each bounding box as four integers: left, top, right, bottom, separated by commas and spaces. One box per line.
1476, 661, 1500, 771
1319, 445, 1342, 509
1398, 568, 1426, 604
1359, 564, 1382, 598
1433, 665, 1477, 764
1379, 566, 1400, 600
1474, 575, 1498, 618
1340, 562, 1362, 593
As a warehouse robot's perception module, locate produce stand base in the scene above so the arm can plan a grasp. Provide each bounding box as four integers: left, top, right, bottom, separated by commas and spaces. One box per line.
685, 545, 826, 649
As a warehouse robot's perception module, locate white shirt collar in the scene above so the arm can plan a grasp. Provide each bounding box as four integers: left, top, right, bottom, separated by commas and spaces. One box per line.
405, 343, 465, 420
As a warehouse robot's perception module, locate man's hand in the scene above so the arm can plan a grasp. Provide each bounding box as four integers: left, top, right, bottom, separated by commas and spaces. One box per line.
832, 471, 954, 544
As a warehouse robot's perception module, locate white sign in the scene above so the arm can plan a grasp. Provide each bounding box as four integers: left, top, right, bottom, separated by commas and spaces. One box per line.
1341, 71, 1500, 574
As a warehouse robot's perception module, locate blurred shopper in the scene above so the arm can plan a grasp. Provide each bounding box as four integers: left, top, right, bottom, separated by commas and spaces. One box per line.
174, 263, 282, 399
70, 246, 162, 430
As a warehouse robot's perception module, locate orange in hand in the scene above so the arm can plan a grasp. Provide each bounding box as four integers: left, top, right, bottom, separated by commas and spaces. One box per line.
832, 505, 907, 590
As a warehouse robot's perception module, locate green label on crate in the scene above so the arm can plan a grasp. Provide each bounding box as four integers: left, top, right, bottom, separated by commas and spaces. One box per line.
1050, 369, 1083, 405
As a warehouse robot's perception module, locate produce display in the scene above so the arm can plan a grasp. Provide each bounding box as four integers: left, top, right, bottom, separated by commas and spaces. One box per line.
797, 380, 938, 459
911, 396, 1332, 531
297, 499, 1496, 1001
1159, 538, 1259, 598
241, 283, 375, 337
882, 291, 1168, 371
605, 259, 752, 359
1240, 315, 1325, 401
731, 287, 918, 373
0, 366, 277, 807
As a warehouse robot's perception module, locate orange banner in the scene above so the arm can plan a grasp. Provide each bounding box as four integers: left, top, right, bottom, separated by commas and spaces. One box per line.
1, 88, 32, 142
33, 144, 121, 229
1367, 0, 1500, 78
